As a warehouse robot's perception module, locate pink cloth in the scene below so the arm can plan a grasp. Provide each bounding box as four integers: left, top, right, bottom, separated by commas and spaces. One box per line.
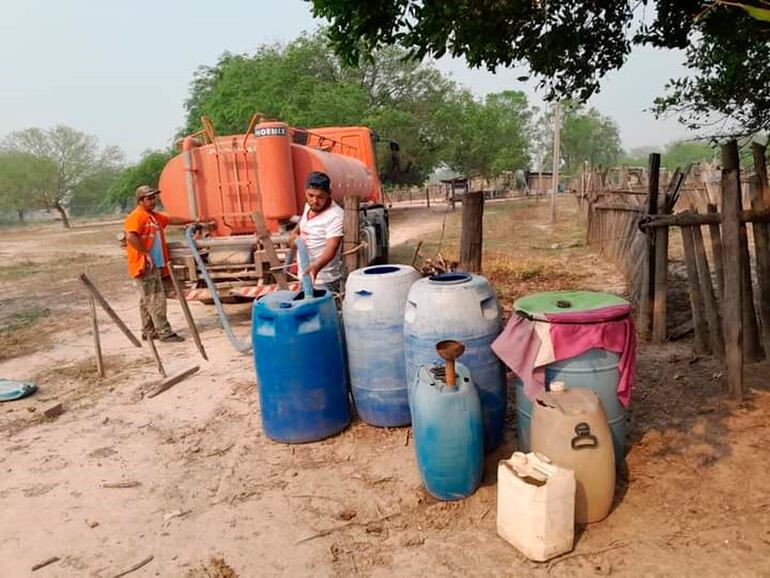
491, 305, 636, 407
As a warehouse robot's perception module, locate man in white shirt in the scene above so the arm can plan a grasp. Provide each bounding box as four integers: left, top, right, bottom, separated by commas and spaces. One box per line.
291, 171, 345, 294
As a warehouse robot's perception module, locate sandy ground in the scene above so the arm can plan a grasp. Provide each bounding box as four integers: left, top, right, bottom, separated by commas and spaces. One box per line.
1, 201, 769, 577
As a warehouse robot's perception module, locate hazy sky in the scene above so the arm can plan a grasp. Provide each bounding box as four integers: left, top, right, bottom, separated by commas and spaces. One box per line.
1, 0, 694, 161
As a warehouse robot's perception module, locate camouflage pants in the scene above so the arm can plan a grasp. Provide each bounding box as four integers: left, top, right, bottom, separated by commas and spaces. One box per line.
136, 269, 173, 338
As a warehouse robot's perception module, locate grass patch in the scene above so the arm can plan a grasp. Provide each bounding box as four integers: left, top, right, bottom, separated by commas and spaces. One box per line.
0, 306, 50, 334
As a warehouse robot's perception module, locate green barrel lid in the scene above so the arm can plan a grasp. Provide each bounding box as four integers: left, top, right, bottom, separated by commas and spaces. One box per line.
514, 290, 628, 319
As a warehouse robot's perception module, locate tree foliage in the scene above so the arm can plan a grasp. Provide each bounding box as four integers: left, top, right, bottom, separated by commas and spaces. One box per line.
623, 140, 717, 169
107, 150, 174, 211
537, 102, 622, 174
1, 126, 123, 227
310, 0, 770, 137
182, 34, 531, 183
0, 152, 55, 222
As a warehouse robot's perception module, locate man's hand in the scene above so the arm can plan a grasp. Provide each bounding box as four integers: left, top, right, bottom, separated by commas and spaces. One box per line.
307, 262, 320, 283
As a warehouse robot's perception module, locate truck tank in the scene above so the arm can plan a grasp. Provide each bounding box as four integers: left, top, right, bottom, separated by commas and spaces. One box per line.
158, 123, 380, 236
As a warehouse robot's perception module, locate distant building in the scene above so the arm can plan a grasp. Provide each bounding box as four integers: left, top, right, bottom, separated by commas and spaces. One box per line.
525, 171, 553, 195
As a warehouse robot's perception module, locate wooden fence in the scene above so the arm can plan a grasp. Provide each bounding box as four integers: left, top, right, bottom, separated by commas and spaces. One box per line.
578, 142, 770, 399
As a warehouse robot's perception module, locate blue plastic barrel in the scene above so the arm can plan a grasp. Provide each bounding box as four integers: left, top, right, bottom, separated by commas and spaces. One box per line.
343, 264, 421, 427
404, 272, 506, 452
412, 362, 483, 500
252, 288, 350, 443
515, 348, 626, 465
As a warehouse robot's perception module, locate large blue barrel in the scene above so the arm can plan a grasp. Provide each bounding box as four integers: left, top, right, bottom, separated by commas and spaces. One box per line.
343, 264, 421, 427
412, 362, 483, 500
252, 288, 350, 443
404, 272, 506, 452
515, 349, 626, 465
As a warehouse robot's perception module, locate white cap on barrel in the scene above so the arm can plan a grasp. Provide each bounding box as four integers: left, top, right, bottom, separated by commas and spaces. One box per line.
550, 381, 567, 393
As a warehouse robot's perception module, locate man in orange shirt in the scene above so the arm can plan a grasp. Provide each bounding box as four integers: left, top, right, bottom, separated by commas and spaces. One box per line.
124, 185, 195, 342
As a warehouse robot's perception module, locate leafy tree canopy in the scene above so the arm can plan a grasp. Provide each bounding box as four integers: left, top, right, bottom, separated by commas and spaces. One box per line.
107, 149, 174, 211
1, 126, 123, 227
623, 140, 718, 169
182, 33, 531, 183
310, 0, 770, 136
537, 101, 622, 174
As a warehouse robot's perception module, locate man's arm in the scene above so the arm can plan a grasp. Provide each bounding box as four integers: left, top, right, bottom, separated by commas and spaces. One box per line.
307, 236, 343, 281
126, 231, 154, 270
166, 215, 196, 226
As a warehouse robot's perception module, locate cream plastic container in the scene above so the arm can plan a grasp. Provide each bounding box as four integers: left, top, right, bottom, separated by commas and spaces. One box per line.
496, 451, 576, 561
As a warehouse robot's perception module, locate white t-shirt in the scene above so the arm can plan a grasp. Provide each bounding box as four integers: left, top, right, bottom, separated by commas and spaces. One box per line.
298, 201, 344, 284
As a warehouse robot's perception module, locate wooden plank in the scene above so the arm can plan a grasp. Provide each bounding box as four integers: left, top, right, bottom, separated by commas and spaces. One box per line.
720, 141, 745, 398
167, 266, 208, 362
749, 175, 770, 351
640, 207, 770, 229
639, 153, 661, 340
680, 226, 711, 355
707, 203, 725, 301
89, 296, 105, 377
459, 191, 484, 273
252, 212, 288, 290
343, 196, 360, 276
146, 366, 200, 399
691, 223, 725, 361
79, 273, 141, 348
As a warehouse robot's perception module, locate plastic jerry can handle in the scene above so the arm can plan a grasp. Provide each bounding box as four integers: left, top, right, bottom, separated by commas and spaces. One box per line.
571, 422, 599, 450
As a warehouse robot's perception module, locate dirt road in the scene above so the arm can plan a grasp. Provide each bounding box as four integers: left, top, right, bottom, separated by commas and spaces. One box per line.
1, 201, 769, 576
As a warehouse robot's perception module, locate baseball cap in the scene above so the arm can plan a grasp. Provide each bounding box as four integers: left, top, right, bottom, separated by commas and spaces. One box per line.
135, 185, 160, 201
305, 171, 331, 192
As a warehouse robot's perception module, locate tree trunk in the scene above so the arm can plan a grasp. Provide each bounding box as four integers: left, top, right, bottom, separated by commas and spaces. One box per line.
17, 209, 25, 223
53, 201, 71, 229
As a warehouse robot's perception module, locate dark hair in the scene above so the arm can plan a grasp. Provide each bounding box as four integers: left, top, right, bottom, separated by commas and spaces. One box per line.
305, 171, 331, 193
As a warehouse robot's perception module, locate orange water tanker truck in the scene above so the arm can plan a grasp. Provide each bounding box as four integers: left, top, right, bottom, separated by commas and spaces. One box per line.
157, 120, 391, 301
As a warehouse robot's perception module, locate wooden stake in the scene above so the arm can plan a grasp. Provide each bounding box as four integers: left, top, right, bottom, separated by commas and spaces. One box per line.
691, 223, 725, 361
459, 191, 484, 273
749, 175, 770, 351
167, 266, 208, 361
343, 196, 360, 276
89, 296, 105, 377
652, 224, 669, 344
720, 141, 745, 399
639, 153, 661, 340
146, 335, 166, 377
707, 203, 725, 301
79, 274, 141, 348
681, 226, 711, 355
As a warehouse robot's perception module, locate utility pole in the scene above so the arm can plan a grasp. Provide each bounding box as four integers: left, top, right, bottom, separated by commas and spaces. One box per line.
550, 101, 561, 223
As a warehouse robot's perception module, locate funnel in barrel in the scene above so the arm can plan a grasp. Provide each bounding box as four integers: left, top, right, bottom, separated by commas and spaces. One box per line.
436, 340, 465, 387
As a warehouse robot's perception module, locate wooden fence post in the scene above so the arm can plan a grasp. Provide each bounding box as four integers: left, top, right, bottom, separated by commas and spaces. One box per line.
343, 196, 360, 277
752, 142, 769, 204
639, 153, 661, 340
720, 141, 745, 399
707, 203, 725, 300
691, 223, 725, 361
681, 226, 711, 355
459, 191, 484, 274
749, 175, 770, 351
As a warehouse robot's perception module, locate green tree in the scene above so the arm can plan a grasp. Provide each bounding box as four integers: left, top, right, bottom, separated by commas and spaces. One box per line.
310, 0, 770, 137
445, 90, 532, 177
107, 150, 174, 211
622, 140, 718, 169
0, 152, 55, 222
1, 126, 123, 228
182, 33, 470, 184
538, 102, 622, 174
69, 167, 123, 216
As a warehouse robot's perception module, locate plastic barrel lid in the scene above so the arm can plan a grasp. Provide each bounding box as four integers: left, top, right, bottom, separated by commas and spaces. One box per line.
514, 290, 629, 322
